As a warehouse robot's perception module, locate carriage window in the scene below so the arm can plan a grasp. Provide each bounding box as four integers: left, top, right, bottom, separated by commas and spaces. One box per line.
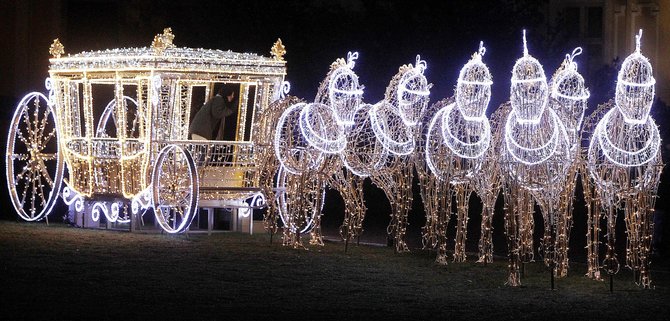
243, 85, 257, 142
189, 85, 207, 126
189, 83, 240, 140
121, 85, 139, 138
217, 83, 240, 141
91, 83, 140, 138
71, 82, 85, 138
90, 84, 114, 137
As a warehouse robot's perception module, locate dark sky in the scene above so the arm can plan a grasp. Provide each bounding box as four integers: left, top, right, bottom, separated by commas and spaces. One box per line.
61, 0, 565, 108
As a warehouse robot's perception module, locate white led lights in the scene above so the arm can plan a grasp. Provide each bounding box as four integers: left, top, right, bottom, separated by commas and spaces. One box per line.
370, 101, 415, 155
510, 30, 549, 125
91, 201, 128, 223
95, 96, 141, 138
270, 51, 365, 246
7, 32, 287, 235
425, 106, 451, 179
550, 47, 589, 139
274, 103, 324, 175
62, 186, 84, 213
456, 42, 493, 122
275, 165, 321, 234
585, 32, 662, 288
592, 109, 660, 167
615, 30, 655, 125
323, 51, 364, 126
7, 28, 666, 288
441, 102, 491, 159
299, 102, 346, 154
504, 108, 561, 165
151, 144, 199, 234
6, 90, 64, 222
276, 80, 291, 100
396, 55, 431, 126
340, 103, 388, 177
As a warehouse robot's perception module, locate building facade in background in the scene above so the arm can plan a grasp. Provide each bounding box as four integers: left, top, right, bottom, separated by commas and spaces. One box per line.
548, 0, 669, 103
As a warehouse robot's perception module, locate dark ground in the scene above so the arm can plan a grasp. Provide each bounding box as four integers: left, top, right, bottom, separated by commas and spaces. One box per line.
1, 220, 669, 320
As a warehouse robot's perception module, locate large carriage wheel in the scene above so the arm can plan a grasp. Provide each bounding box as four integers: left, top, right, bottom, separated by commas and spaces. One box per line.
151, 144, 199, 233
6, 92, 64, 221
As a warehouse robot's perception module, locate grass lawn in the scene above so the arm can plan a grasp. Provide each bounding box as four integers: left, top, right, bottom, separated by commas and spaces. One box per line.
1, 220, 669, 320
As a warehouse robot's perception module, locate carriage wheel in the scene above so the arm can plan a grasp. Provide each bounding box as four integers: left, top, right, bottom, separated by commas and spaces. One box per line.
6, 93, 64, 221
275, 166, 319, 234
151, 144, 199, 233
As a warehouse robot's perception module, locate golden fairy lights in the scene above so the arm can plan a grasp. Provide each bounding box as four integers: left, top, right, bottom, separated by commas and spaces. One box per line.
151, 27, 176, 55
271, 38, 287, 61
8, 28, 286, 233
366, 57, 430, 253
49, 39, 64, 59
6, 28, 664, 289
586, 30, 662, 288
6, 89, 64, 222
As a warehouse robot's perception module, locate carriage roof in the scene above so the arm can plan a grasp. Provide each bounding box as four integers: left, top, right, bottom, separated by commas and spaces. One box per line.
47, 28, 287, 79
49, 47, 286, 76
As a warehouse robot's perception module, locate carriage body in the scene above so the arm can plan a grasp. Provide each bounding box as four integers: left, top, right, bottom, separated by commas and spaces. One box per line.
49, 45, 285, 195
6, 31, 286, 232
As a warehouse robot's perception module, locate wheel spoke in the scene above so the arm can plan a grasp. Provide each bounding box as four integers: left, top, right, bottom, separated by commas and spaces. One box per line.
20, 108, 31, 136
38, 107, 51, 140
36, 153, 58, 161
30, 169, 38, 217
19, 171, 30, 209
16, 165, 30, 182
16, 117, 30, 147
34, 170, 47, 207
11, 153, 30, 161
39, 127, 57, 150
38, 159, 55, 187
29, 105, 39, 146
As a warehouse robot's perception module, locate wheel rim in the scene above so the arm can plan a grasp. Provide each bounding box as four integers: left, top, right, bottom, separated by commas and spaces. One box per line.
6, 92, 64, 221
151, 144, 198, 233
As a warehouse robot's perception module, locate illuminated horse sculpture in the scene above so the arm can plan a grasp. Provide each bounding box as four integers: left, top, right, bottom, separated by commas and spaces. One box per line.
331, 101, 387, 251
426, 43, 495, 262
273, 52, 363, 248
500, 31, 573, 286
254, 81, 293, 243
370, 55, 431, 253
587, 30, 662, 288
547, 47, 590, 277
418, 95, 454, 264
306, 53, 394, 251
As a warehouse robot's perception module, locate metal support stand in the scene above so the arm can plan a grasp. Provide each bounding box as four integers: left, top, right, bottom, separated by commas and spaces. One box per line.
207, 208, 213, 235
609, 273, 614, 293
550, 263, 555, 290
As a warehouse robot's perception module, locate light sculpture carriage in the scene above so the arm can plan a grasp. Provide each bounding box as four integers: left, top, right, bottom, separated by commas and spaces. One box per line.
6, 29, 287, 233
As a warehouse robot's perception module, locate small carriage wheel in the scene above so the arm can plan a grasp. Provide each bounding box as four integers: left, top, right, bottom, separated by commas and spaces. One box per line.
151, 144, 199, 233
275, 166, 319, 234
6, 92, 64, 221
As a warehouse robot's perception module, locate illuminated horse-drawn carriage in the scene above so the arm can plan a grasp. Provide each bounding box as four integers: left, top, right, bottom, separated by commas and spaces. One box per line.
6, 29, 287, 233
